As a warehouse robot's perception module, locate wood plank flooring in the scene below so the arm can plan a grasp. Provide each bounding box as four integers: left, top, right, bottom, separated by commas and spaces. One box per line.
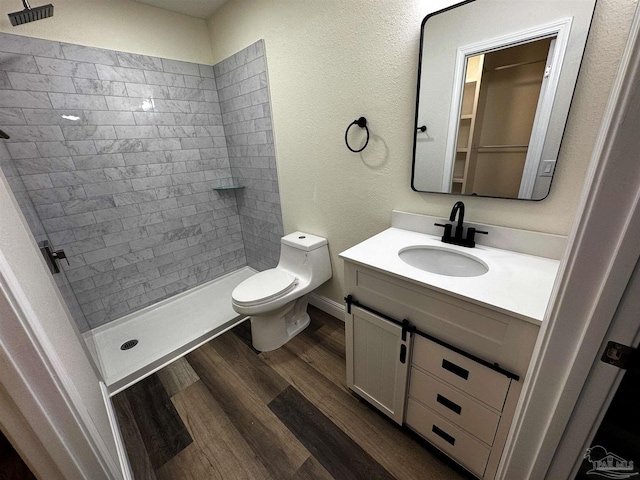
113, 306, 474, 479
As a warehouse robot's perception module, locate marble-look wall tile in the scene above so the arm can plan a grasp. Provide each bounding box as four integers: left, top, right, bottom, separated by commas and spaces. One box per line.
114, 126, 159, 139
94, 139, 144, 154
0, 107, 26, 125
0, 32, 63, 58
117, 52, 163, 72
5, 125, 65, 142
144, 70, 186, 88
73, 153, 125, 170
6, 142, 39, 159
214, 40, 283, 271
0, 71, 11, 89
49, 93, 108, 110
0, 34, 282, 331
62, 43, 118, 65
61, 126, 117, 141
84, 111, 136, 126
37, 141, 97, 157
0, 90, 52, 108
96, 64, 146, 83
162, 59, 200, 77
34, 57, 99, 79
0, 52, 38, 73
73, 78, 127, 96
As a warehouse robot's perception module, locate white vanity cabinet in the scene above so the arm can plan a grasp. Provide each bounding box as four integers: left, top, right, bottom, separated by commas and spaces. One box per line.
405, 335, 518, 478
343, 260, 541, 480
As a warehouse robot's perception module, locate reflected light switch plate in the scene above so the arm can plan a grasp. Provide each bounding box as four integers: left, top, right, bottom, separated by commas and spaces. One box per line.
540, 160, 556, 177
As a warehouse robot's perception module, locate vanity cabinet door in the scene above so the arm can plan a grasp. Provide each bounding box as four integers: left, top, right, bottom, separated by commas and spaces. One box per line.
346, 306, 411, 424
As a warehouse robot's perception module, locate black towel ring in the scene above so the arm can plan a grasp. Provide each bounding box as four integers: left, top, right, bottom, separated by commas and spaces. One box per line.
345, 117, 369, 153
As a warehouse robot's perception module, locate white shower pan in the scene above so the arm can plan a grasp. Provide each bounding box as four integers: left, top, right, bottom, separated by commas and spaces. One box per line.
83, 267, 255, 394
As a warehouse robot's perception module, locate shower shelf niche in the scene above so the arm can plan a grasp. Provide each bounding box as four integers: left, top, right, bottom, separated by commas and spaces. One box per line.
213, 185, 246, 191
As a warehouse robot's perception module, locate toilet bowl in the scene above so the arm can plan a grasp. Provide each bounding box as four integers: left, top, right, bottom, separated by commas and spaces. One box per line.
231, 231, 332, 351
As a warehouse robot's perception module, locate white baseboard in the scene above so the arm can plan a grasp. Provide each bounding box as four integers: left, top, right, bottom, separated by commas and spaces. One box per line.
100, 382, 133, 480
309, 293, 345, 321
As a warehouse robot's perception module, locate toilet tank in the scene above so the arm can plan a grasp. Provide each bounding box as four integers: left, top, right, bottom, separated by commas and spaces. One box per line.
278, 231, 332, 287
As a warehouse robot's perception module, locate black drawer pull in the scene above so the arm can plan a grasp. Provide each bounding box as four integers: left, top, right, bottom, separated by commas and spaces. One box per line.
442, 359, 469, 380
437, 394, 462, 415
400, 344, 407, 364
432, 425, 456, 446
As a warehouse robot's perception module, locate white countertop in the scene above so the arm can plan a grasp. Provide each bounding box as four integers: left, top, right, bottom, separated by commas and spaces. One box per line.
339, 228, 561, 323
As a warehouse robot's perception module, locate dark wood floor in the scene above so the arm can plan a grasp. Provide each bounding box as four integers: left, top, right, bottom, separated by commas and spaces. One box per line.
113, 306, 472, 480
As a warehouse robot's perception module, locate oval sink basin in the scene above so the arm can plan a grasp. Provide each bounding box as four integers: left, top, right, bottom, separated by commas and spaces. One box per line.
398, 246, 489, 277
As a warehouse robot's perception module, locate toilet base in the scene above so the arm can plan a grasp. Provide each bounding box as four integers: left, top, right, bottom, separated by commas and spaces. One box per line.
250, 294, 310, 352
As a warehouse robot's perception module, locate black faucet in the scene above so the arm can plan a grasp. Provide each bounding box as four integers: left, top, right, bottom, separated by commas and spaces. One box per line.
435, 201, 488, 248
450, 201, 465, 240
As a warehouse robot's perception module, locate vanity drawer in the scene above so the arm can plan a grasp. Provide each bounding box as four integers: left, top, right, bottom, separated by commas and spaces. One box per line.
406, 398, 490, 478
412, 335, 510, 411
409, 367, 500, 445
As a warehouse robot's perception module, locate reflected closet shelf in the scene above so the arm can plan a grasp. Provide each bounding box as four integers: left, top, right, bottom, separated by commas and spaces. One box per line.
475, 145, 528, 150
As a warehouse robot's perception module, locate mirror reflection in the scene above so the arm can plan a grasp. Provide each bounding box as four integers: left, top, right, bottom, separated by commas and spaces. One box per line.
453, 38, 552, 197
411, 0, 597, 200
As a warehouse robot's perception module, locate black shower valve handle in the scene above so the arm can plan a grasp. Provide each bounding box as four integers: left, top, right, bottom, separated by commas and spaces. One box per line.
51, 249, 70, 266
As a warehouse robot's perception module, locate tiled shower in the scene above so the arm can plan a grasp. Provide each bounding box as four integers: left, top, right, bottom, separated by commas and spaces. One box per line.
0, 33, 283, 333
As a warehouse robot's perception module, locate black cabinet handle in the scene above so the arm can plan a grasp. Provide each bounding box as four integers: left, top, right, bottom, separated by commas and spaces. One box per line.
400, 344, 407, 364
437, 394, 462, 415
432, 425, 456, 446
442, 359, 469, 380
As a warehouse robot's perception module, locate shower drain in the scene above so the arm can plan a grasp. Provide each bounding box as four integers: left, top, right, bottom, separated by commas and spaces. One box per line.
120, 339, 139, 351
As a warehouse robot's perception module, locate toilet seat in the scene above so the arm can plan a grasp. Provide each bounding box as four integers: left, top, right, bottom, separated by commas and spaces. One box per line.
232, 269, 298, 307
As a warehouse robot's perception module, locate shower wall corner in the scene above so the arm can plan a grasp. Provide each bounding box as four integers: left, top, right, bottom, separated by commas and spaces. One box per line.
0, 32, 283, 332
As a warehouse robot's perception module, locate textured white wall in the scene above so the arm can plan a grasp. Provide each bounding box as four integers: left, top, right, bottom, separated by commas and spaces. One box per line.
207, 0, 637, 304
0, 0, 213, 64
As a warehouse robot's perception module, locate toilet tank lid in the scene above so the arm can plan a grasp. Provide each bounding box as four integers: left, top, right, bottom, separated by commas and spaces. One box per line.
281, 231, 328, 251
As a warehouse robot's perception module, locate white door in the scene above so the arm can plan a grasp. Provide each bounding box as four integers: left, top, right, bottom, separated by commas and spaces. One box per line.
546, 259, 640, 478
346, 305, 412, 424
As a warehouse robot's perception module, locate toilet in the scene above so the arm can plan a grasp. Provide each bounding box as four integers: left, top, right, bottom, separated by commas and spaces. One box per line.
231, 231, 332, 352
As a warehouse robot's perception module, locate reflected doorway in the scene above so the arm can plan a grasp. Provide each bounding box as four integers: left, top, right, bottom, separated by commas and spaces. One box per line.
452, 37, 555, 197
